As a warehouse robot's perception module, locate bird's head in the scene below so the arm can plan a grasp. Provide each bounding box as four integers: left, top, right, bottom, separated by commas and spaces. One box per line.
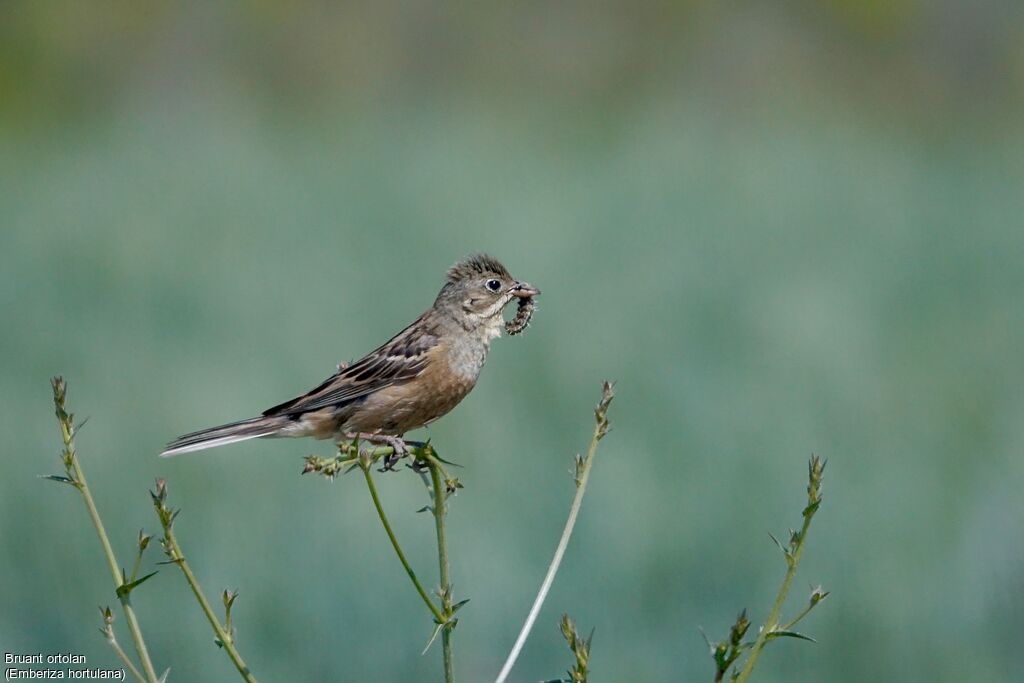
435, 253, 540, 333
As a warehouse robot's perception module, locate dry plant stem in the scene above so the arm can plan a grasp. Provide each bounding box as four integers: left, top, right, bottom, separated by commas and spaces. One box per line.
494, 382, 614, 683
359, 462, 446, 624
103, 626, 146, 683
156, 506, 259, 683
51, 379, 160, 683
426, 453, 455, 683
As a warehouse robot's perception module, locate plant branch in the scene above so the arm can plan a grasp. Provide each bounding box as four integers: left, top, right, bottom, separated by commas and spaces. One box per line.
50, 377, 160, 683
778, 585, 829, 634
358, 456, 446, 625
425, 450, 456, 683
558, 613, 593, 683
494, 381, 615, 683
734, 455, 826, 683
99, 607, 147, 683
151, 479, 259, 683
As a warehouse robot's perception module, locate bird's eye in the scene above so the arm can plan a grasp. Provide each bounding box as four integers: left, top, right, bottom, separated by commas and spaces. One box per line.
485, 279, 502, 292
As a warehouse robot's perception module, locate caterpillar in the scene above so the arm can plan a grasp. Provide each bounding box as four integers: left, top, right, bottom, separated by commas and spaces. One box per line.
505, 295, 536, 336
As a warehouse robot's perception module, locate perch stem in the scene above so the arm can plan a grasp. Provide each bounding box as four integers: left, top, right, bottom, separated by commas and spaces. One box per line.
360, 460, 447, 625
426, 452, 455, 683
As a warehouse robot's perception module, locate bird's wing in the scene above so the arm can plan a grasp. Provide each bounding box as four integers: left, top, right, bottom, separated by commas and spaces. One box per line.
262, 314, 439, 417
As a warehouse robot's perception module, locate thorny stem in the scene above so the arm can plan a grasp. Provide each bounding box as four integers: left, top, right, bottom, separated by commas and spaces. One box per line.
359, 459, 447, 625
494, 381, 615, 683
734, 456, 825, 683
426, 451, 455, 683
50, 378, 160, 683
152, 482, 259, 683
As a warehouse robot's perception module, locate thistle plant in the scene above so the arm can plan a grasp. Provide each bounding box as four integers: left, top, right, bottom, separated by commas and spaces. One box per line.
704, 455, 829, 682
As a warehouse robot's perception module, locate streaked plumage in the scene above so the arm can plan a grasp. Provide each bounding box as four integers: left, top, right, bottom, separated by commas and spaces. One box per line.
161, 254, 538, 457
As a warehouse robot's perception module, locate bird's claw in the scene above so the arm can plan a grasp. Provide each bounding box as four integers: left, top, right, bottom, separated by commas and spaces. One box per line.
379, 450, 403, 472
376, 435, 409, 472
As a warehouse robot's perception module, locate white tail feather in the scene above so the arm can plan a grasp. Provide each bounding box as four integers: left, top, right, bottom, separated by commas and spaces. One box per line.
160, 431, 275, 457
160, 416, 285, 457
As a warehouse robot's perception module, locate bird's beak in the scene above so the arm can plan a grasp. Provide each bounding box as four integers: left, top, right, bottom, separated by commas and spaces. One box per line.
510, 281, 541, 298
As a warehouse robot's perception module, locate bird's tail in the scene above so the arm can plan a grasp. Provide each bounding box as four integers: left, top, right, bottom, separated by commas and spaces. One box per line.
160, 416, 288, 457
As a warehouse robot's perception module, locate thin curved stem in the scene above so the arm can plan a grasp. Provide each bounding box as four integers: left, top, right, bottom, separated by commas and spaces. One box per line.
494, 382, 614, 683
151, 479, 258, 683
360, 461, 447, 625
159, 525, 259, 683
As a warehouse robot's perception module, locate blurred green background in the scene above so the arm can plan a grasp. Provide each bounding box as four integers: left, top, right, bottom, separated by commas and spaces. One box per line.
3, 2, 1023, 681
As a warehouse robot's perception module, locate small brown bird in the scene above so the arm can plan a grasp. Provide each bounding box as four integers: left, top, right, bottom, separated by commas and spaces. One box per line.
161, 254, 539, 458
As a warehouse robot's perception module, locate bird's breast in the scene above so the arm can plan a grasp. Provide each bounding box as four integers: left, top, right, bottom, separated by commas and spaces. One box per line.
444, 334, 491, 382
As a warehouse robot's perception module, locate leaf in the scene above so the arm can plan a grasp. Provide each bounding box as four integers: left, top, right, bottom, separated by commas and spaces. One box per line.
432, 453, 463, 468
115, 571, 159, 598
767, 629, 817, 643
802, 499, 821, 517
39, 474, 77, 486
767, 531, 792, 561
697, 626, 713, 651
451, 598, 471, 614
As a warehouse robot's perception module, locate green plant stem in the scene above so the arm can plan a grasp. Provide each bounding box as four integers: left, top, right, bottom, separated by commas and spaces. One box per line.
426, 454, 455, 683
734, 514, 814, 683
494, 382, 614, 683
68, 461, 160, 683
779, 599, 817, 633
160, 526, 259, 683
359, 462, 446, 625
52, 377, 161, 683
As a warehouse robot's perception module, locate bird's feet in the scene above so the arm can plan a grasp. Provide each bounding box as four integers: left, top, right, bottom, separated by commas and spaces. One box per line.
378, 436, 409, 471
343, 432, 409, 471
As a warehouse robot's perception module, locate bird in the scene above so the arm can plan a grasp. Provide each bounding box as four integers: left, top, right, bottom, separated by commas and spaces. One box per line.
161, 254, 539, 460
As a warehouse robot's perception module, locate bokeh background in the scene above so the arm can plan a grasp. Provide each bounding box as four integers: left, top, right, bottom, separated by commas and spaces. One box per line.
3, 2, 1023, 682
